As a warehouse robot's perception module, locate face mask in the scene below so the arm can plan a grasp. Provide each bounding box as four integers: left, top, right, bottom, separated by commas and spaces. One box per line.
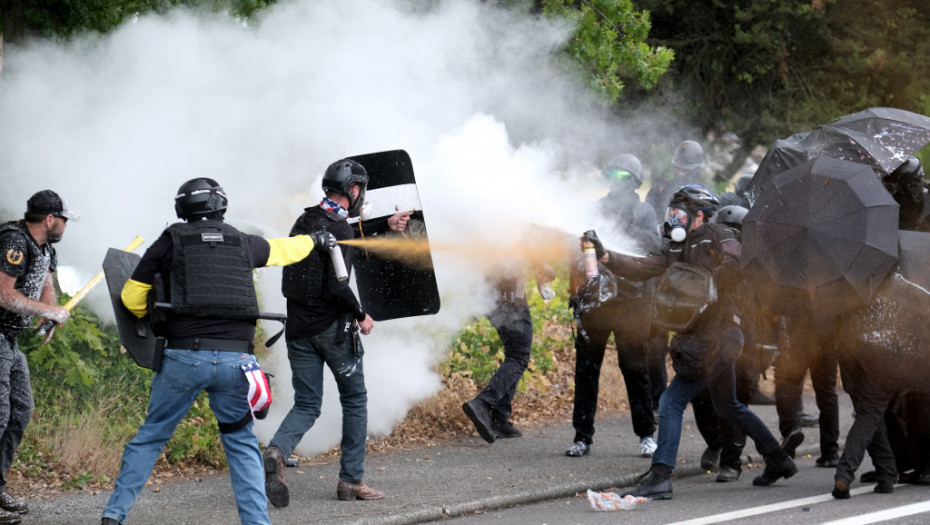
358, 201, 373, 221
663, 207, 689, 242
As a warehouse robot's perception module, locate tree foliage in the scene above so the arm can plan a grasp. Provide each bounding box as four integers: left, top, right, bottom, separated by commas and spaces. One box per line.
636, 0, 930, 177
1, 0, 274, 43
536, 0, 673, 101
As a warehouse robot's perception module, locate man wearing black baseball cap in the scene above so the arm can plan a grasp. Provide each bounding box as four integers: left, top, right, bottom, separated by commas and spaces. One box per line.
0, 190, 76, 524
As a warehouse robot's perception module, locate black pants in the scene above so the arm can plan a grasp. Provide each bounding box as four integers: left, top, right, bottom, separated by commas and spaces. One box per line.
692, 331, 753, 468
774, 318, 840, 457
476, 300, 533, 423
647, 328, 669, 409
836, 356, 897, 485
571, 316, 655, 444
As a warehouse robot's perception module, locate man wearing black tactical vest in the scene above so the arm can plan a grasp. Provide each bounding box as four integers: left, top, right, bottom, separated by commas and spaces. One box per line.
264, 158, 384, 508
101, 178, 334, 525
0, 190, 76, 525
584, 185, 795, 500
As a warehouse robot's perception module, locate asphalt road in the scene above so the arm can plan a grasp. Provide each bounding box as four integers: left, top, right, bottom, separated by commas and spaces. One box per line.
26, 392, 898, 525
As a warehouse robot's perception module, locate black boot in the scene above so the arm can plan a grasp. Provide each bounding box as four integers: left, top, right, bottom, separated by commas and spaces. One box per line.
753, 448, 798, 486
622, 464, 674, 500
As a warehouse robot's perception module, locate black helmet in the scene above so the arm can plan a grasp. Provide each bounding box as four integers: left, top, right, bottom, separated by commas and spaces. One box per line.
322, 159, 369, 218
175, 178, 227, 220
734, 173, 754, 196
713, 205, 748, 227
604, 153, 643, 188
671, 140, 705, 171
669, 184, 719, 218
890, 156, 924, 181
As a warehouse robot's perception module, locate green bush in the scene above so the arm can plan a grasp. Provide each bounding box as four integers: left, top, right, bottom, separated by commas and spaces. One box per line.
14, 298, 228, 487
442, 273, 573, 392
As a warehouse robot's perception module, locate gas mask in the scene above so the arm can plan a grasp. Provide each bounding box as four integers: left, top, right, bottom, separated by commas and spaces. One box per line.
662, 207, 690, 242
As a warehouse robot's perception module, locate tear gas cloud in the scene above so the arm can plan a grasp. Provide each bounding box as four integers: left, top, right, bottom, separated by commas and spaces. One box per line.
0, 0, 676, 455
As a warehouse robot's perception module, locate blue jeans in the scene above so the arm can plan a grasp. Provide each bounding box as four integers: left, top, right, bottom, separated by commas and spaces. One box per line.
269, 321, 368, 483
102, 349, 270, 525
652, 327, 780, 469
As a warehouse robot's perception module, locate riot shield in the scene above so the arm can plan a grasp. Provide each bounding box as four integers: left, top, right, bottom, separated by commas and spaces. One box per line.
347, 149, 441, 321
103, 248, 162, 370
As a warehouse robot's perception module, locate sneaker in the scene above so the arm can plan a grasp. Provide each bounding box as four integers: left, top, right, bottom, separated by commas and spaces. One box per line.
716, 465, 741, 482
621, 467, 673, 500
700, 446, 721, 471
462, 398, 496, 443
336, 479, 385, 501
565, 441, 591, 457
491, 419, 523, 439
874, 480, 894, 494
640, 436, 657, 457
264, 446, 289, 508
753, 449, 798, 486
780, 428, 804, 459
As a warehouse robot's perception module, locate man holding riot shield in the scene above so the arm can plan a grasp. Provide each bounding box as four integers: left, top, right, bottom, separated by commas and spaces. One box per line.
264, 159, 386, 508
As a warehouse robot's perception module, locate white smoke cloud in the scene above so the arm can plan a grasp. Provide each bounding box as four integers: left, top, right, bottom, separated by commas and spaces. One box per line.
0, 0, 672, 456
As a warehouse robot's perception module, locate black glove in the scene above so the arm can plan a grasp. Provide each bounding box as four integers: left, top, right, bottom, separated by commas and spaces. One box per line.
583, 230, 606, 260
310, 230, 338, 250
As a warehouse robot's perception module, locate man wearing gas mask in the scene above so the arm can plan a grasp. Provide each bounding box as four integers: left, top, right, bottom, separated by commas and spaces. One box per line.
564, 154, 660, 459
583, 185, 795, 499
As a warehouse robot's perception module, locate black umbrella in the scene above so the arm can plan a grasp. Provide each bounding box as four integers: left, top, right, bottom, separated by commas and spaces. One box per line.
747, 107, 930, 205
742, 156, 900, 318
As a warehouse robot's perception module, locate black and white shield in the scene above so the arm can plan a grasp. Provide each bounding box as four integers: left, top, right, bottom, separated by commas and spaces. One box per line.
347, 149, 441, 321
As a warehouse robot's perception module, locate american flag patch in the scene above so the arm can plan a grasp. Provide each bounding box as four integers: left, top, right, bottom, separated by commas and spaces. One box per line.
241, 361, 272, 415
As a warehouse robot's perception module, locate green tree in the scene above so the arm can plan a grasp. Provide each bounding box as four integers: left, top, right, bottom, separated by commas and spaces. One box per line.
1, 0, 273, 44
633, 0, 930, 180
538, 0, 673, 101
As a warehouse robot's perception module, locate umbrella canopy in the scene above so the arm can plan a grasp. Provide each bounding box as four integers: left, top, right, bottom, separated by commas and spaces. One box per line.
841, 230, 930, 392
742, 156, 900, 318
747, 107, 930, 205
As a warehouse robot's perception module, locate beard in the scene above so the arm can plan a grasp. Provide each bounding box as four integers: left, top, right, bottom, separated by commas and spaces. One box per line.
47, 227, 64, 244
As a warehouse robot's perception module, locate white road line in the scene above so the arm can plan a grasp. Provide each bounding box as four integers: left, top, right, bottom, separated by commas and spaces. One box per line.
820, 500, 930, 525
666, 486, 876, 525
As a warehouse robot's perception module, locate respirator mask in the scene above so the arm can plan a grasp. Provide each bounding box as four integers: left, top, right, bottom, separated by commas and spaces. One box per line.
662, 207, 690, 242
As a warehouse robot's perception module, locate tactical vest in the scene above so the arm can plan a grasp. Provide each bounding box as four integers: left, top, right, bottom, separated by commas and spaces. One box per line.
282, 208, 336, 304
166, 221, 259, 320
0, 221, 54, 333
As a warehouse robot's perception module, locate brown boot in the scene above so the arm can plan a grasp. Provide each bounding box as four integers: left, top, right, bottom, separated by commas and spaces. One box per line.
263, 446, 289, 508
337, 479, 385, 501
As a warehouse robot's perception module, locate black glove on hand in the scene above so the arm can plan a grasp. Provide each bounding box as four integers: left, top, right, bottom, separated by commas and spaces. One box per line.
583, 230, 606, 260
310, 230, 338, 250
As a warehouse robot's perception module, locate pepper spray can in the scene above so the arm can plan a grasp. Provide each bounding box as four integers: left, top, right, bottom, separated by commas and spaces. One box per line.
329, 245, 349, 281
582, 240, 599, 278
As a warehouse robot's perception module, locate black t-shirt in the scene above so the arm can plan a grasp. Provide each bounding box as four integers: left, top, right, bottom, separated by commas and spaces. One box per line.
131, 225, 270, 342
0, 221, 57, 335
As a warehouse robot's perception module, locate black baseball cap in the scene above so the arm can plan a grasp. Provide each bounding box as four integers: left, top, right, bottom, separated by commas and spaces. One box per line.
26, 190, 80, 222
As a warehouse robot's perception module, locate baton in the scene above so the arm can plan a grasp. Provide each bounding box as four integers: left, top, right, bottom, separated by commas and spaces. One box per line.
38, 236, 145, 336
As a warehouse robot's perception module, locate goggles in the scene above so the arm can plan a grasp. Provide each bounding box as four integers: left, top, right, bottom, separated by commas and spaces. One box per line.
605, 168, 634, 182
664, 207, 689, 223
